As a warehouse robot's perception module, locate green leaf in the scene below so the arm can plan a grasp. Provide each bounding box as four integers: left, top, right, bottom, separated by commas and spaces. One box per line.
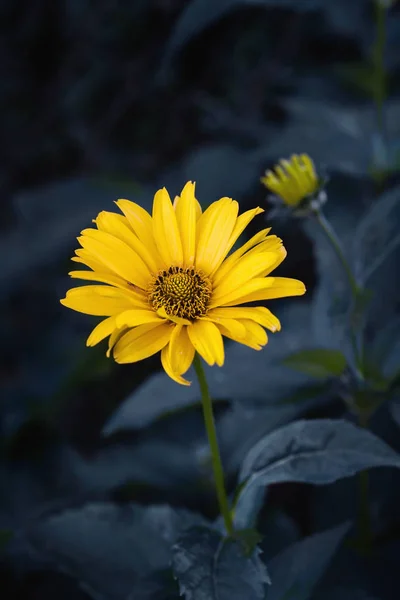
160, 0, 317, 72
129, 570, 180, 600
172, 526, 270, 600
266, 523, 350, 600
232, 528, 263, 556
352, 185, 400, 285
235, 419, 400, 526
29, 504, 208, 600
282, 349, 347, 379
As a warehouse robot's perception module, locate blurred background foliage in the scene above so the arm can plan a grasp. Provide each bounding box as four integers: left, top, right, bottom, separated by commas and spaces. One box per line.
1, 0, 400, 599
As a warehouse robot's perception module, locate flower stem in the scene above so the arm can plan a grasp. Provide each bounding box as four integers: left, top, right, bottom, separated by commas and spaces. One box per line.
193, 353, 234, 536
313, 209, 359, 298
313, 209, 365, 371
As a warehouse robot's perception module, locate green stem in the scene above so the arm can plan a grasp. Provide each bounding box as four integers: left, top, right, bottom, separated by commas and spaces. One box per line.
314, 209, 359, 298
313, 209, 364, 376
193, 353, 234, 536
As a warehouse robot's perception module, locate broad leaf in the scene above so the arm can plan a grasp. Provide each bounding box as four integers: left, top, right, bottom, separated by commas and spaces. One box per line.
28, 503, 207, 600
352, 185, 400, 285
219, 396, 323, 475
235, 419, 400, 524
172, 526, 270, 600
282, 349, 347, 379
128, 570, 180, 600
259, 509, 300, 562
368, 316, 400, 378
266, 522, 350, 600
160, 0, 317, 72
268, 99, 400, 176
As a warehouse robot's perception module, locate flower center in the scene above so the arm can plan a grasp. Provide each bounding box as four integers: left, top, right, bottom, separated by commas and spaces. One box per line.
148, 266, 212, 320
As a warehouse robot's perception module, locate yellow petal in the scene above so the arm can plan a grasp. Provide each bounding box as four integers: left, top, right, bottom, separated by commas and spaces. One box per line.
115, 199, 165, 269
209, 277, 275, 308
209, 207, 264, 276
195, 199, 202, 219
220, 277, 306, 306
115, 309, 164, 328
113, 322, 173, 363
280, 159, 304, 197
212, 252, 280, 303
152, 187, 183, 266
92, 213, 160, 273
240, 320, 268, 346
207, 306, 281, 332
175, 191, 202, 220
86, 316, 118, 346
156, 306, 192, 325
72, 250, 115, 275
69, 272, 148, 306
60, 285, 137, 316
107, 326, 126, 357
115, 199, 152, 242
68, 270, 132, 291
187, 320, 224, 366
213, 238, 285, 288
250, 235, 283, 254
212, 228, 271, 286
160, 325, 195, 386
78, 230, 151, 289
215, 319, 268, 350
217, 322, 262, 351
195, 198, 239, 275
204, 315, 246, 338
95, 211, 136, 245
259, 246, 287, 277
174, 181, 197, 267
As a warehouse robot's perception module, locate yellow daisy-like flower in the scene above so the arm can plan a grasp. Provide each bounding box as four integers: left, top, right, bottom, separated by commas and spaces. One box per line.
60, 182, 306, 385
261, 154, 319, 207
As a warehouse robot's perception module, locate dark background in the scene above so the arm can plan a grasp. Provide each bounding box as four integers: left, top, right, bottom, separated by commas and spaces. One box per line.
1, 1, 400, 599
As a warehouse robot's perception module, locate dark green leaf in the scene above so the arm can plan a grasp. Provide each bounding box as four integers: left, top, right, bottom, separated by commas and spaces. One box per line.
368, 316, 400, 377
352, 185, 400, 285
232, 528, 263, 556
29, 503, 208, 600
235, 419, 400, 525
172, 526, 270, 600
160, 0, 317, 72
129, 570, 180, 600
266, 523, 350, 600
282, 349, 347, 379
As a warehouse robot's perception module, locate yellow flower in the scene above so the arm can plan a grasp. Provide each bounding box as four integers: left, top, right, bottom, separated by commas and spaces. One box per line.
261, 154, 319, 207
60, 182, 305, 385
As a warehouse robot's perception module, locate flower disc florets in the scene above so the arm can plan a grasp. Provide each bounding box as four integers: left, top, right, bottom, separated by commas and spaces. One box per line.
149, 266, 212, 320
